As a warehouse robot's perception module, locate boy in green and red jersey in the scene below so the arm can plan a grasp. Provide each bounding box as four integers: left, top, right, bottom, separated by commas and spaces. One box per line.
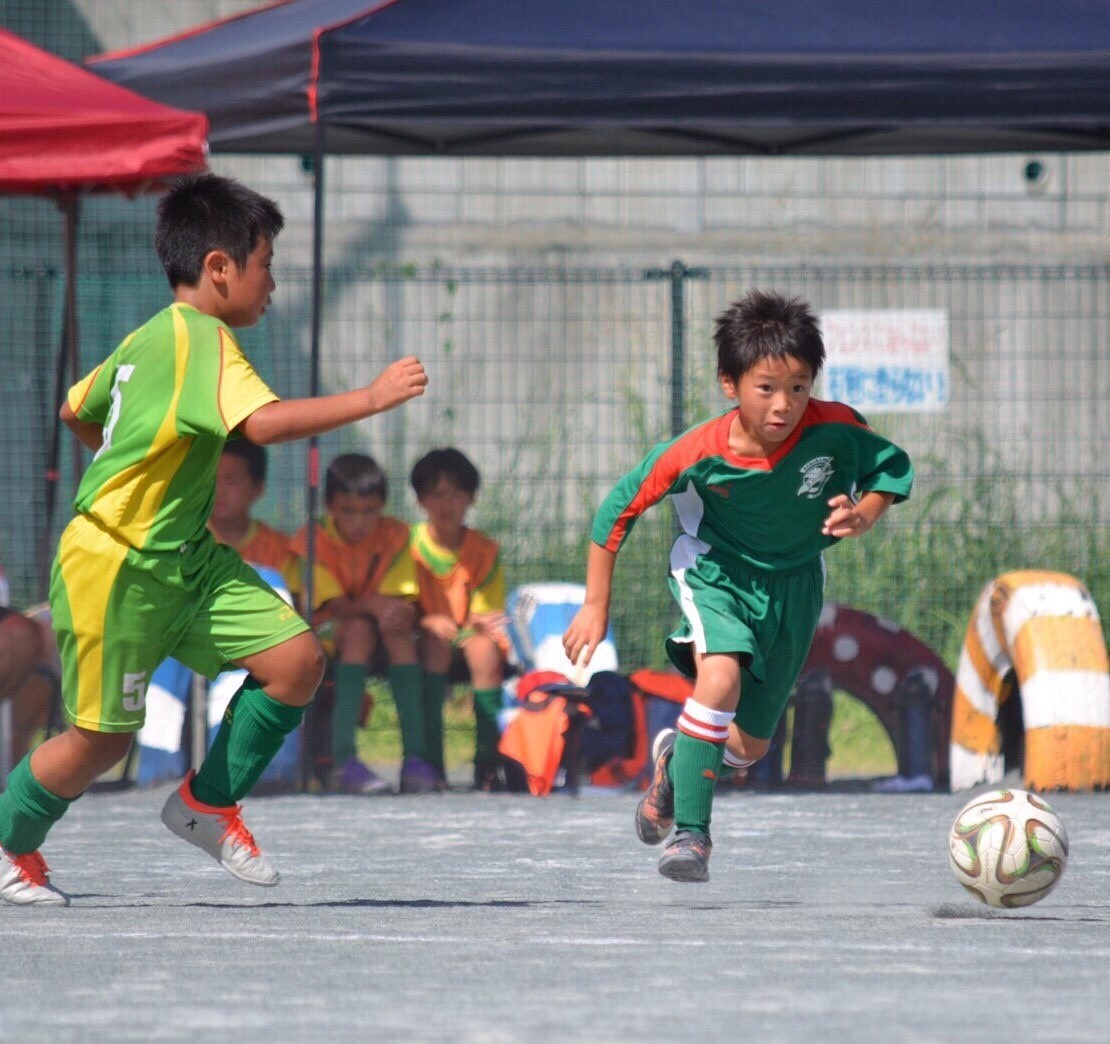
563, 290, 913, 883
0, 173, 427, 906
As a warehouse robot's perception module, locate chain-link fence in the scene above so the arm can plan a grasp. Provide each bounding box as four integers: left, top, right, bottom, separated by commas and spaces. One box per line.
2, 247, 1107, 670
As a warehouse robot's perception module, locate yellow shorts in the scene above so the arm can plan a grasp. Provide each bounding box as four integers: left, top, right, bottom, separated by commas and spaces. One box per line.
49, 515, 308, 733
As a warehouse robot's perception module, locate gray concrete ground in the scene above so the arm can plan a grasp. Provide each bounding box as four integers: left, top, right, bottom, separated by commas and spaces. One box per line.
0, 782, 1106, 1042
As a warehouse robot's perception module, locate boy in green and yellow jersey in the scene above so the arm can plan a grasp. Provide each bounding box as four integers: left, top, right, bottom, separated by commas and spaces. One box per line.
564, 290, 913, 883
0, 173, 427, 906
409, 448, 508, 792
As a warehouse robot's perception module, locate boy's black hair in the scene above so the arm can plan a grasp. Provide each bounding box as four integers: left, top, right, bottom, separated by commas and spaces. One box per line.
222, 438, 267, 484
155, 173, 284, 289
713, 290, 825, 381
325, 453, 387, 504
410, 448, 480, 497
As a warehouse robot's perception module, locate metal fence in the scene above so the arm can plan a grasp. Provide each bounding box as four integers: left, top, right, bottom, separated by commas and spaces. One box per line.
2, 238, 1107, 670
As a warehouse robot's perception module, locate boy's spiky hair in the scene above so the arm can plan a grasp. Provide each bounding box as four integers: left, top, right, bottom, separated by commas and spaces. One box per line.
713, 289, 825, 381
155, 173, 284, 288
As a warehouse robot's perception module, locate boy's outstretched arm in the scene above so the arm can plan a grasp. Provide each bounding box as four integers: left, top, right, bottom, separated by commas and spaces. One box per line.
562, 541, 617, 668
242, 356, 427, 445
822, 491, 895, 538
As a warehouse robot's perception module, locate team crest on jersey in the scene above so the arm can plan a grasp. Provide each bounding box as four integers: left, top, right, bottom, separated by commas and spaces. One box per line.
798, 456, 835, 499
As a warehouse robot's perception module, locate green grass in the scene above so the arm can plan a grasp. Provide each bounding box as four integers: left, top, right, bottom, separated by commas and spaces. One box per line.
356, 680, 477, 771
824, 692, 898, 779
758, 693, 899, 781
358, 684, 899, 782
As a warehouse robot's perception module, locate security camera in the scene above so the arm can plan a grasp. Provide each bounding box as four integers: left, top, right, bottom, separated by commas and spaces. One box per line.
1022, 159, 1049, 190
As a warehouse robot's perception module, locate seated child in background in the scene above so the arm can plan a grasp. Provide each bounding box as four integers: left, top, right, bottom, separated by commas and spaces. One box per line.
209, 438, 301, 596
291, 453, 422, 795
0, 607, 57, 765
409, 448, 509, 792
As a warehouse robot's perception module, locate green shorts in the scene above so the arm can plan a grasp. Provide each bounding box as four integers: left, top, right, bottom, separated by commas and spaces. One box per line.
666, 549, 824, 740
49, 515, 309, 733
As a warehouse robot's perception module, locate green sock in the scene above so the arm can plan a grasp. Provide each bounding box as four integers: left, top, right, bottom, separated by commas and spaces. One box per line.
389, 663, 427, 760
473, 687, 503, 767
331, 663, 368, 764
422, 671, 448, 773
670, 731, 725, 836
192, 678, 306, 807
0, 755, 76, 854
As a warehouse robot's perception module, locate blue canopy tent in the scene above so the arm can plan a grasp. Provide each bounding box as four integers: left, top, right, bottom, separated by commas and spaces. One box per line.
90, 0, 1110, 157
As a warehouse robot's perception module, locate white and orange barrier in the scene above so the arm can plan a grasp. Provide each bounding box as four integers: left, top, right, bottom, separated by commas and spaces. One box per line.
950, 570, 1110, 792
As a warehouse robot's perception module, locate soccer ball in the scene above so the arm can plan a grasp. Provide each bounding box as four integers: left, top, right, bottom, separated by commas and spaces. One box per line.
948, 789, 1069, 909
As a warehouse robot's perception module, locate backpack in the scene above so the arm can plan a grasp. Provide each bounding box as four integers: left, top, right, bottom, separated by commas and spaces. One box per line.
498, 671, 593, 796
585, 671, 647, 788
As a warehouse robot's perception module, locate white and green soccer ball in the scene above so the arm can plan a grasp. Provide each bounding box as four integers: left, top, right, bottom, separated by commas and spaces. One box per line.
948, 789, 1069, 909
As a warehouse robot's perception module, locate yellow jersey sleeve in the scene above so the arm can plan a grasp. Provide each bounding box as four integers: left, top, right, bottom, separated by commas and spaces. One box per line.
216, 328, 279, 434
67, 364, 109, 422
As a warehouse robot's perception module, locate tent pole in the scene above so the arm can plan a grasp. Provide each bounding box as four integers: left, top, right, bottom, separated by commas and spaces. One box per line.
300, 118, 326, 791
64, 196, 81, 478
39, 193, 81, 599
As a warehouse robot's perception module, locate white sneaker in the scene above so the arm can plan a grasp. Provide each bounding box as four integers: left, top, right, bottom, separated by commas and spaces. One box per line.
0, 847, 70, 906
161, 771, 280, 886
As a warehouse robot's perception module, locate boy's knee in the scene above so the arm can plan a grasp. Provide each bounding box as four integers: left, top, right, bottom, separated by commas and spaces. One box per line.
280, 632, 326, 696
334, 616, 375, 658
726, 726, 770, 764
0, 613, 44, 692
419, 636, 452, 673
336, 615, 372, 640
464, 634, 502, 669
379, 608, 412, 637
300, 634, 326, 688
68, 726, 134, 770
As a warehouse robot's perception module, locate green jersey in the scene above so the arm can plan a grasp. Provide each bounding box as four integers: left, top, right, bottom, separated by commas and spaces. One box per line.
592, 399, 913, 572
67, 302, 278, 552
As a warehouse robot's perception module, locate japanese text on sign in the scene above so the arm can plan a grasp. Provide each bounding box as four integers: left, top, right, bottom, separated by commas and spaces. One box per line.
820, 309, 949, 412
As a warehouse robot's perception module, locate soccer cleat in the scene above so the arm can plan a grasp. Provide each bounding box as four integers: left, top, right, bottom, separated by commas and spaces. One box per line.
331, 757, 392, 795
399, 755, 441, 795
161, 771, 280, 886
658, 829, 713, 883
0, 847, 70, 906
635, 727, 676, 845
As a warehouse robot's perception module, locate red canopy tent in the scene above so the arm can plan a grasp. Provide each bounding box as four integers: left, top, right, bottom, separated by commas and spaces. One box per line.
0, 28, 208, 590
